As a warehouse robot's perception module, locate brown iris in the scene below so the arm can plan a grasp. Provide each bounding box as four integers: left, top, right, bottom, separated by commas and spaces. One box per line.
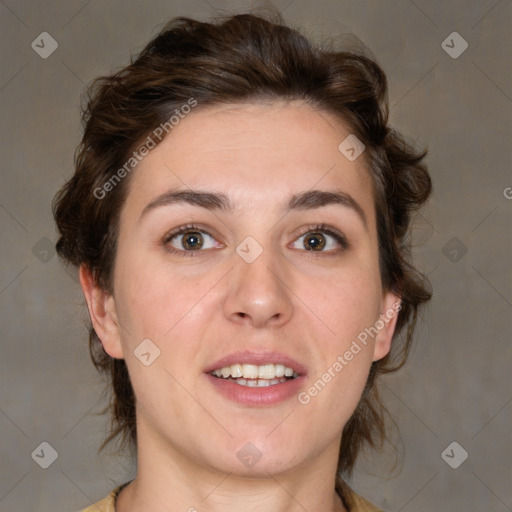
304, 232, 326, 251
181, 231, 203, 250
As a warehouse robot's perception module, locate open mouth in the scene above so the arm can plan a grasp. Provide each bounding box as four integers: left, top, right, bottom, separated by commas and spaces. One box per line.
210, 363, 299, 388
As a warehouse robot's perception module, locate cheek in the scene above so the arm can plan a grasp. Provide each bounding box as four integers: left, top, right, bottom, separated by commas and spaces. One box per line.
299, 261, 380, 414
300, 283, 377, 429
307, 263, 382, 344
323, 361, 372, 431
113, 254, 210, 340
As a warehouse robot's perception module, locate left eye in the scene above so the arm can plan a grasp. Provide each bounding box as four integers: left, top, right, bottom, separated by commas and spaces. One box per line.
290, 231, 343, 252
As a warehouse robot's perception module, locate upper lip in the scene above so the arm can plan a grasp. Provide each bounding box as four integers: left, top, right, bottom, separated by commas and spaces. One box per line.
205, 350, 307, 376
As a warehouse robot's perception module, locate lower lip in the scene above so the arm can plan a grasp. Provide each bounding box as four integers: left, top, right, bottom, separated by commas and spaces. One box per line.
205, 373, 305, 406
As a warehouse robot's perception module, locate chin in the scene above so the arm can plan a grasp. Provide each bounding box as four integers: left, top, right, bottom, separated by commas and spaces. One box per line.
208, 433, 307, 477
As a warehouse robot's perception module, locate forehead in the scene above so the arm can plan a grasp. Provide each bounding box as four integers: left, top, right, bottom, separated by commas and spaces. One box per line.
123, 101, 375, 219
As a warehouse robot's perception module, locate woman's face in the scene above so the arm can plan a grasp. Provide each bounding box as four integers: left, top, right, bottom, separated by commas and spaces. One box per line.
84, 101, 398, 477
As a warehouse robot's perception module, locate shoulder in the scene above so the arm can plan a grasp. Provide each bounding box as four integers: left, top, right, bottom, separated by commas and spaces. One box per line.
79, 482, 128, 512
349, 490, 384, 512
338, 479, 385, 512
79, 492, 115, 512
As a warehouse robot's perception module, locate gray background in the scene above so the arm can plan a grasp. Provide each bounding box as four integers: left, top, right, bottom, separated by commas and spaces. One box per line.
0, 0, 511, 511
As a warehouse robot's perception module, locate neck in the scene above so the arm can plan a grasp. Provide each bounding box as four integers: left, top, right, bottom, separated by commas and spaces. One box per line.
116, 421, 346, 512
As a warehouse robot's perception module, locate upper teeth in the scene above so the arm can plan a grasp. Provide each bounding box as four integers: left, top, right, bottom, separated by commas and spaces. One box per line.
212, 363, 298, 379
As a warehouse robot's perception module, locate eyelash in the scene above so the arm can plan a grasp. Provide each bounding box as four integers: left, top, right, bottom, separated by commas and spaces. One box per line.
162, 223, 349, 257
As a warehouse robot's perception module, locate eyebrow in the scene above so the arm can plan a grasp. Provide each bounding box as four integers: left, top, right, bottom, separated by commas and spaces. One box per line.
139, 188, 367, 228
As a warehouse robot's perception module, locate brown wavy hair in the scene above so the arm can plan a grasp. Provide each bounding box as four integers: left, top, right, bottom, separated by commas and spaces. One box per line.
52, 9, 432, 499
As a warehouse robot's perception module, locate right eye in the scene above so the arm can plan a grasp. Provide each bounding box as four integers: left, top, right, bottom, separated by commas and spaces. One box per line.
163, 225, 222, 255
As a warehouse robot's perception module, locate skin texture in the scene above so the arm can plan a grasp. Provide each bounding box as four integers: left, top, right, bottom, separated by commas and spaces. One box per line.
80, 101, 399, 512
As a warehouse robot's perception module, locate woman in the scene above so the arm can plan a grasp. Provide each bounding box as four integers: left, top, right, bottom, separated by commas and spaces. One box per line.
53, 11, 432, 512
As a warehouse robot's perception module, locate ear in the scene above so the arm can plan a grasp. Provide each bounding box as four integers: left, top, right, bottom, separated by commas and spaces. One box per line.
79, 264, 124, 359
372, 290, 401, 362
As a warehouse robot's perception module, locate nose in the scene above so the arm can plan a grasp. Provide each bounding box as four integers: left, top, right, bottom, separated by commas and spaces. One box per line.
223, 248, 294, 329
